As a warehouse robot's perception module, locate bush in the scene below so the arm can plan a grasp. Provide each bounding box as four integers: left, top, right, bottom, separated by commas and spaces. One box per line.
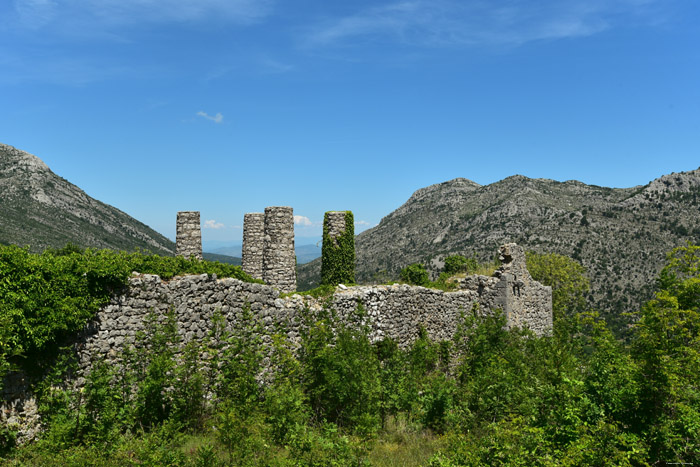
299, 310, 381, 435
400, 263, 429, 287
443, 255, 478, 276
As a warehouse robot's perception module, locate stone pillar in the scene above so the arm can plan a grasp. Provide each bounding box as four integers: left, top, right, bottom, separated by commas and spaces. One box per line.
262, 206, 296, 293
321, 211, 355, 286
176, 211, 202, 260
242, 213, 265, 280
324, 211, 349, 244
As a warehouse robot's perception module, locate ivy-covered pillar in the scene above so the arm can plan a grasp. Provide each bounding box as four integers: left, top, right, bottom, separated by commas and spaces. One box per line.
321, 211, 355, 286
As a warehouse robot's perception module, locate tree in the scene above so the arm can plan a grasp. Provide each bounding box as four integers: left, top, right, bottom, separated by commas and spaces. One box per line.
631, 243, 700, 464
525, 251, 590, 318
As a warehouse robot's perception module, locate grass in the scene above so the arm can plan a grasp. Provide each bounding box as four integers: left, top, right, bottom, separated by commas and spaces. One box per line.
370, 417, 446, 467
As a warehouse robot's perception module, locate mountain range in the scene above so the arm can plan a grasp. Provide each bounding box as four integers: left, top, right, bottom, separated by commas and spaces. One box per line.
298, 170, 700, 321
209, 242, 320, 264
4, 141, 698, 322
0, 143, 175, 254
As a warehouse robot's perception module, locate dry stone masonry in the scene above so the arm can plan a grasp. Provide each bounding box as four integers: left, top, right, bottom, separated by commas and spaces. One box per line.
455, 243, 553, 336
324, 211, 348, 246
262, 206, 296, 293
71, 242, 550, 379
242, 213, 265, 280
71, 243, 548, 369
175, 211, 202, 260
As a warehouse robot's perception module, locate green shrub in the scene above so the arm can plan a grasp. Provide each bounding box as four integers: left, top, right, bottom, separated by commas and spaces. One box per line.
299, 310, 381, 435
400, 263, 429, 287
443, 255, 478, 276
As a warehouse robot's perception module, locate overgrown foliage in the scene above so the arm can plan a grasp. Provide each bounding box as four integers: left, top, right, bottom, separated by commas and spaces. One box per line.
0, 244, 259, 385
525, 251, 590, 317
2, 244, 700, 466
320, 211, 356, 286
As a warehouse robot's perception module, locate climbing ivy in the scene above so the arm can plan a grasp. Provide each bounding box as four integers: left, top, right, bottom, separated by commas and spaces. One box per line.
320, 211, 355, 286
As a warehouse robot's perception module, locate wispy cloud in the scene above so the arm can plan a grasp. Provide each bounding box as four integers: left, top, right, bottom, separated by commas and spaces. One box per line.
0, 49, 131, 85
10, 0, 274, 30
304, 0, 664, 49
196, 111, 223, 124
259, 57, 295, 74
203, 219, 225, 229
294, 215, 314, 226
355, 220, 371, 226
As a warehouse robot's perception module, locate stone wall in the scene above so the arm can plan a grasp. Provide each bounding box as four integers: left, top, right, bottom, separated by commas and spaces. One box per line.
73, 243, 550, 374
242, 213, 265, 280
2, 243, 552, 442
262, 206, 296, 293
175, 211, 202, 260
455, 243, 553, 336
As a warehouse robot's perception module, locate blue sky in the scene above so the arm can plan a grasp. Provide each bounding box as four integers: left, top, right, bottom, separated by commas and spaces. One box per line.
1, 0, 699, 248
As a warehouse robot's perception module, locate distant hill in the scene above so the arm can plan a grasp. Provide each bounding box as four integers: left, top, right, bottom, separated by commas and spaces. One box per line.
0, 143, 174, 254
298, 170, 700, 321
295, 243, 321, 264
210, 242, 321, 264
202, 252, 242, 266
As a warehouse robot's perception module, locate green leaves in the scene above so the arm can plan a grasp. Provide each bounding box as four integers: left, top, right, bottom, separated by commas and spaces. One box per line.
525, 251, 590, 318
320, 211, 356, 286
400, 263, 430, 287
0, 244, 258, 387
631, 244, 700, 462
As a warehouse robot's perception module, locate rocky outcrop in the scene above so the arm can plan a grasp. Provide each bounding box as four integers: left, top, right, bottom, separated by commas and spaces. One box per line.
0, 142, 174, 254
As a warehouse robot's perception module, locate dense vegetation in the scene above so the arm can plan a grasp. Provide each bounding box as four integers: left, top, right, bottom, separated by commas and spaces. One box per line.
1, 244, 699, 465
0, 244, 258, 389
320, 211, 356, 286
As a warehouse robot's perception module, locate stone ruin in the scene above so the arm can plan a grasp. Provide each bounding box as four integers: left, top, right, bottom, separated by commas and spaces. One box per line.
241, 206, 296, 293
2, 235, 552, 443
175, 211, 202, 260
324, 211, 349, 246
241, 213, 265, 280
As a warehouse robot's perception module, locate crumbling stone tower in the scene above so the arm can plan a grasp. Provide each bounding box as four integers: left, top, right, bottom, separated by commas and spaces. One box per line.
321, 211, 355, 286
242, 213, 265, 280
262, 206, 296, 293
175, 211, 202, 260
493, 243, 553, 334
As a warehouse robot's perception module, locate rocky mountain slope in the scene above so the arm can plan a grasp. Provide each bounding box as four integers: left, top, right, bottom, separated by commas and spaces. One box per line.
298, 170, 700, 317
0, 143, 174, 254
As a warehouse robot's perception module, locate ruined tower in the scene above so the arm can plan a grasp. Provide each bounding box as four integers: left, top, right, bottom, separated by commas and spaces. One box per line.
175, 211, 202, 260
321, 211, 355, 286
262, 206, 296, 293
242, 212, 265, 280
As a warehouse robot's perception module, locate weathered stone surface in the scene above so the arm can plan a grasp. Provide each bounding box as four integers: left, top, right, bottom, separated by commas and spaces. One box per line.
175, 211, 202, 260
324, 211, 347, 247
242, 212, 265, 280
66, 243, 550, 377
262, 206, 296, 293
